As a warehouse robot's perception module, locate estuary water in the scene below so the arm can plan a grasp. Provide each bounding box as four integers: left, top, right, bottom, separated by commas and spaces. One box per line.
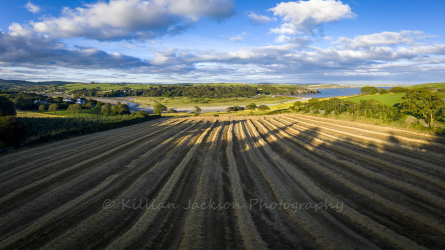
298, 87, 391, 99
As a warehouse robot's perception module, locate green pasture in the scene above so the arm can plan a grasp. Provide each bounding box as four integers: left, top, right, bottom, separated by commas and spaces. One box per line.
33, 108, 103, 117
16, 111, 62, 118
344, 93, 405, 107
410, 82, 445, 89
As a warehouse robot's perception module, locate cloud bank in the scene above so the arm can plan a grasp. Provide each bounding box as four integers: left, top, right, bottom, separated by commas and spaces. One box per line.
0, 0, 444, 84
0, 31, 149, 69
30, 0, 236, 41
1, 27, 444, 83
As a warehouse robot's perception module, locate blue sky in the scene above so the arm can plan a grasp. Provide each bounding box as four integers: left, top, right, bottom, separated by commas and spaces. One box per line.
0, 0, 444, 84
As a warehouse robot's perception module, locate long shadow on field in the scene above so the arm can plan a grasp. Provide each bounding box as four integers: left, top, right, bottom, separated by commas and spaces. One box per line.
248, 115, 445, 249
232, 118, 321, 249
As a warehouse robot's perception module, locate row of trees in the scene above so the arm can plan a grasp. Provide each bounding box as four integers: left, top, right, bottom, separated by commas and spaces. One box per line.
150, 103, 201, 115
259, 85, 319, 95
101, 102, 130, 116
360, 86, 410, 94
84, 85, 319, 98
100, 85, 260, 98
36, 101, 131, 116
226, 104, 270, 114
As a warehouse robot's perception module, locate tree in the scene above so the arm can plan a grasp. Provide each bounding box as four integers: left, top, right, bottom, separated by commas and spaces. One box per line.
12, 98, 33, 110
96, 101, 104, 108
389, 87, 409, 93
0, 116, 27, 147
293, 101, 303, 112
258, 104, 270, 114
153, 103, 167, 115
48, 104, 59, 115
0, 96, 16, 116
117, 103, 130, 115
360, 86, 378, 94
39, 104, 46, 113
85, 102, 94, 109
72, 95, 80, 102
246, 103, 257, 114
324, 98, 345, 115
101, 103, 113, 116
55, 96, 64, 103
401, 89, 444, 128
308, 98, 320, 113
167, 108, 178, 113
226, 107, 233, 113
136, 110, 149, 118
67, 104, 82, 116
194, 106, 201, 115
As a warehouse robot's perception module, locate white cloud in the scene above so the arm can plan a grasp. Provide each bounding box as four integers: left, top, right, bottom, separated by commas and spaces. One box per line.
0, 31, 149, 69
334, 31, 425, 48
229, 32, 248, 42
275, 35, 311, 47
31, 0, 235, 41
269, 0, 355, 34
25, 1, 41, 14
247, 11, 277, 24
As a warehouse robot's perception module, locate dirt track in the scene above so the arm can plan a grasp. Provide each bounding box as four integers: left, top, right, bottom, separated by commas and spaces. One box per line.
1, 114, 444, 249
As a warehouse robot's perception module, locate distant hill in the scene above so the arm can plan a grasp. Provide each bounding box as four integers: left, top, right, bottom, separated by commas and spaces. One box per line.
0, 79, 79, 85
0, 79, 81, 90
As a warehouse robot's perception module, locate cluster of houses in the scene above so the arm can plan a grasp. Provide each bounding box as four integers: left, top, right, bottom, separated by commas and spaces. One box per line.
62, 98, 87, 104
34, 98, 87, 105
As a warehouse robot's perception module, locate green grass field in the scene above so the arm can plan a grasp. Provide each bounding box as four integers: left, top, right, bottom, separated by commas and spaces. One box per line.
16, 111, 62, 118
27, 108, 103, 117
410, 82, 445, 89
134, 96, 298, 108
344, 93, 405, 107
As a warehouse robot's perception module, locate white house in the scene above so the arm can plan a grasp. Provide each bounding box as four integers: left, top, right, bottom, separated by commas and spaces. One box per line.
33, 100, 48, 104
75, 98, 87, 104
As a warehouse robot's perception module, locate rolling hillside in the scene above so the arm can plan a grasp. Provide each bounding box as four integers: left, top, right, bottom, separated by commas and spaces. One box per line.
1, 115, 444, 249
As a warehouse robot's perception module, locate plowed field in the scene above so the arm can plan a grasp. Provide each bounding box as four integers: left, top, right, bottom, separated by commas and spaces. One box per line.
1, 114, 445, 249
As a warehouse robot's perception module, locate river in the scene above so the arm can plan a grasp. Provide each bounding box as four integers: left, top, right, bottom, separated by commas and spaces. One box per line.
297, 87, 391, 99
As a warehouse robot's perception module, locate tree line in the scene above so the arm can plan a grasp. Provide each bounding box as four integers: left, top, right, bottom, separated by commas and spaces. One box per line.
93, 85, 320, 98
360, 86, 410, 94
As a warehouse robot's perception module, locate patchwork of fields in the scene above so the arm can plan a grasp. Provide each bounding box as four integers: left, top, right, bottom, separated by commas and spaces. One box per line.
1, 115, 445, 249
